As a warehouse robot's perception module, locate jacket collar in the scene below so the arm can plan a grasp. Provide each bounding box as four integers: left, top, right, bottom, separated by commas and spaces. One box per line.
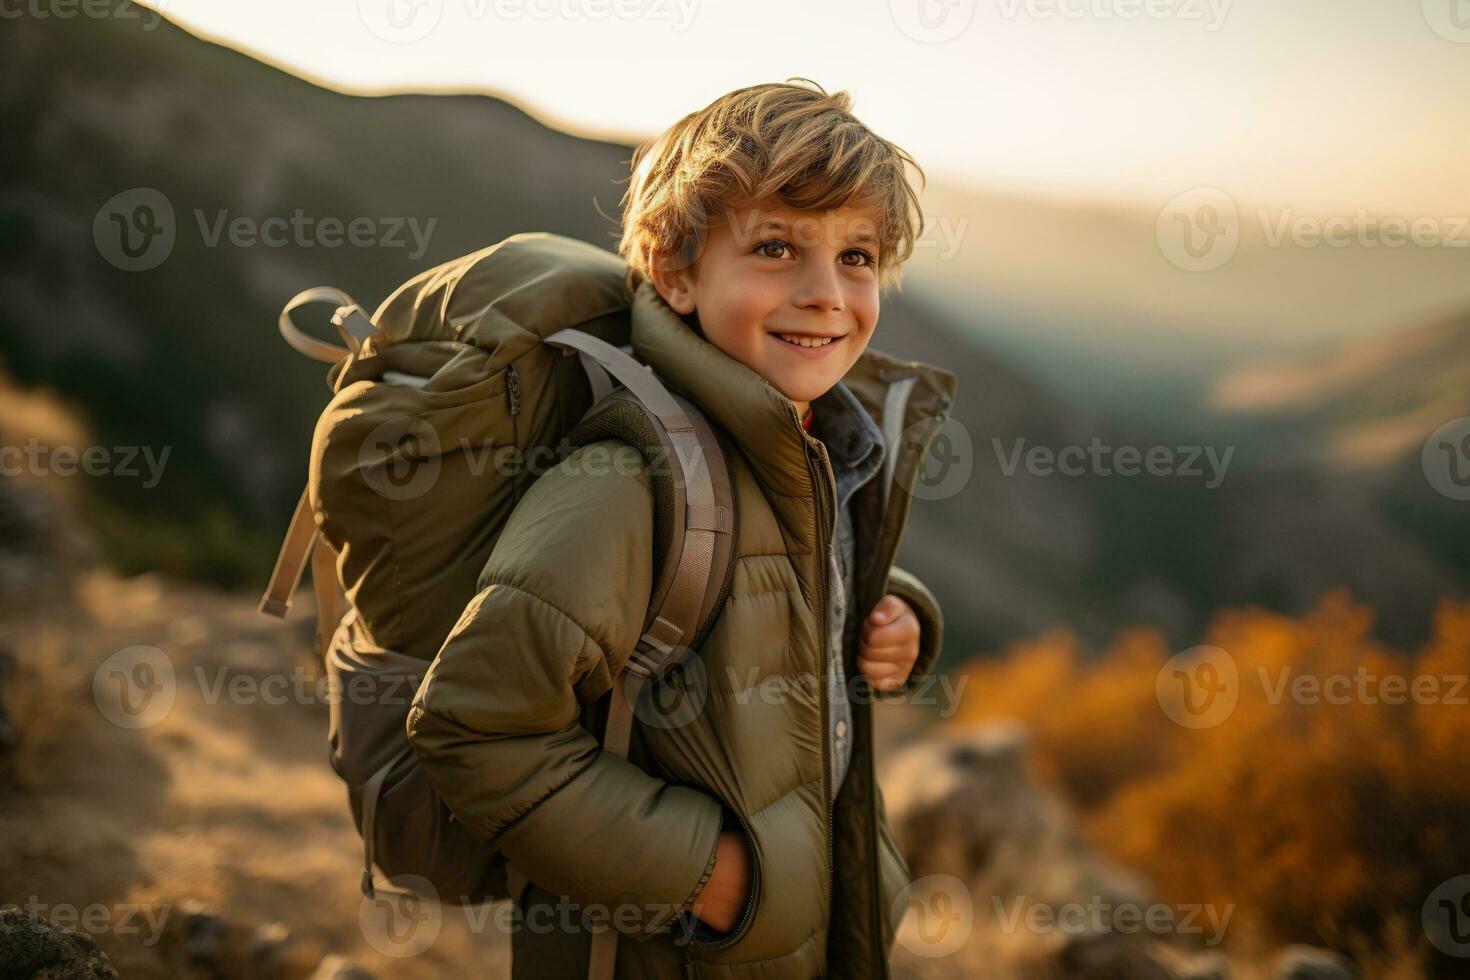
628, 279, 956, 504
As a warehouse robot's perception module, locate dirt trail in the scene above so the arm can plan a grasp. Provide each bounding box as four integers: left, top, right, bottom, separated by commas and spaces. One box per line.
1, 571, 509, 978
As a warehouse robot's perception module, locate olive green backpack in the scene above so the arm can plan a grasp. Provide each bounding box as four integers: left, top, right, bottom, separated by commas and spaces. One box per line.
258, 233, 737, 980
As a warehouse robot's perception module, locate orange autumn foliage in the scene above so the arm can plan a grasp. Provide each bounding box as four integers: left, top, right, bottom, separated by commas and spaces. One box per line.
949, 589, 1470, 953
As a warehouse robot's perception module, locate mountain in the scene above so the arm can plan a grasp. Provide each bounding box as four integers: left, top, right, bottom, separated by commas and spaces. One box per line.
905, 181, 1470, 439
0, 3, 1097, 658
1197, 308, 1470, 639
3, 3, 1466, 662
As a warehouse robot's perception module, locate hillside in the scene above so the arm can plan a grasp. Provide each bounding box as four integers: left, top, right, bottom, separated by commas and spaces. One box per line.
3, 3, 1467, 658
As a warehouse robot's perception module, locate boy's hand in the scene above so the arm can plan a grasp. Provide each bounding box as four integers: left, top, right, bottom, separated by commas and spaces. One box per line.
690, 830, 751, 934
858, 594, 920, 691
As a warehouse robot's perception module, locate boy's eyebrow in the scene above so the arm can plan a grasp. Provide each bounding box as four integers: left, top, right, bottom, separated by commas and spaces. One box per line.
753, 217, 881, 246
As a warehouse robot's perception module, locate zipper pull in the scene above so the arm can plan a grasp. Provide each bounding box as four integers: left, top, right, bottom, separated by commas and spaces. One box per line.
505, 363, 521, 415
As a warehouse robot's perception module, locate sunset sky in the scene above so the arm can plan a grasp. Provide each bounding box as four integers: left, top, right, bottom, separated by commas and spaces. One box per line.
144, 0, 1469, 217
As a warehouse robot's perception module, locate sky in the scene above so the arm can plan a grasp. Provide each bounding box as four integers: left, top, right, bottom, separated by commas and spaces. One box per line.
141, 0, 1470, 216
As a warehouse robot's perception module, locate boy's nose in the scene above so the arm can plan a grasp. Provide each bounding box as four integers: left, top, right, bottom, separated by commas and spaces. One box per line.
791, 264, 846, 315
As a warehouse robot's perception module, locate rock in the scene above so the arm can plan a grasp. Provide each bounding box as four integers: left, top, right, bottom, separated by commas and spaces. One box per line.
1054, 930, 1174, 980
1271, 944, 1356, 980
880, 721, 1155, 909
880, 721, 1042, 882
1170, 952, 1228, 980
0, 648, 16, 756
308, 953, 378, 980
883, 722, 1191, 978
0, 906, 120, 979
178, 898, 223, 963
248, 920, 292, 977
0, 477, 85, 610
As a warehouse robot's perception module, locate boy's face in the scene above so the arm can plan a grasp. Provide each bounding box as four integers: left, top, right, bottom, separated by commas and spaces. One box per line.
650, 199, 882, 419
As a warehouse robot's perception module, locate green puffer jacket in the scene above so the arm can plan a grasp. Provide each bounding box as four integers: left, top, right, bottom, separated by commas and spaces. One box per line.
406, 274, 956, 979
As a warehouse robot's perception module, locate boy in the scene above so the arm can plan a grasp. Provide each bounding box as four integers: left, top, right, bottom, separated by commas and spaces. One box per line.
407, 78, 955, 979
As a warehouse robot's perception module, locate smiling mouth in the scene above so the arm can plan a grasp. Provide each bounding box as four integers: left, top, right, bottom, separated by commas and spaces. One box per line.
772, 332, 844, 349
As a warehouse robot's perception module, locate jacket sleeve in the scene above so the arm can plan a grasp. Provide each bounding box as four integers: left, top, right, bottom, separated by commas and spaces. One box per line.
875, 564, 944, 701
405, 439, 724, 936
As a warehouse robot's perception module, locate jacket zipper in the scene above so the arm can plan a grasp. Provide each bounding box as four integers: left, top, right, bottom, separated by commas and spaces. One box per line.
802, 419, 838, 916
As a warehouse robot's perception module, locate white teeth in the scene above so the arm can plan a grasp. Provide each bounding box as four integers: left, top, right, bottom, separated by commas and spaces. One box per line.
776, 333, 835, 348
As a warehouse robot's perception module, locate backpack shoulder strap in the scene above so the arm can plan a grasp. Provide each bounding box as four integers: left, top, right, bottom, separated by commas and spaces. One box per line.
544, 329, 737, 980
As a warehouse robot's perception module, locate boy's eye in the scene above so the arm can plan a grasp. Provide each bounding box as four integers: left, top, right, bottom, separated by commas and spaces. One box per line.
754, 240, 877, 269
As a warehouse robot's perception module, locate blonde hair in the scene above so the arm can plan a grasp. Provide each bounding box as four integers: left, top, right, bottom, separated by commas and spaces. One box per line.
616, 78, 925, 297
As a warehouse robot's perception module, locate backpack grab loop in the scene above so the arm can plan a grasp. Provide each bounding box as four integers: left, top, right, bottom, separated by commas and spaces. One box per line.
278, 286, 377, 363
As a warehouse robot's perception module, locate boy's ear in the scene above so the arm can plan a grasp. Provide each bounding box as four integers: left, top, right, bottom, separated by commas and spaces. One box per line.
649, 258, 698, 316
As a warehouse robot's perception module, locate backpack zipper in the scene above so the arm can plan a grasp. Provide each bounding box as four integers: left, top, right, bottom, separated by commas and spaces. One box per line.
505, 362, 521, 415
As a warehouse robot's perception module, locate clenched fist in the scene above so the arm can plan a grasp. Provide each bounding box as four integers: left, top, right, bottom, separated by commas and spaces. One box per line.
857, 593, 920, 692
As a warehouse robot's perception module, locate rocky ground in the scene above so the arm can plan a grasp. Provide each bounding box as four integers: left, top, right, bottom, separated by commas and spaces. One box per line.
0, 569, 510, 978
878, 724, 1370, 980
0, 565, 1374, 979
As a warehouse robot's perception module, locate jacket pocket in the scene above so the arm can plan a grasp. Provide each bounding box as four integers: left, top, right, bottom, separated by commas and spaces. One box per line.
685, 808, 762, 952
681, 796, 829, 968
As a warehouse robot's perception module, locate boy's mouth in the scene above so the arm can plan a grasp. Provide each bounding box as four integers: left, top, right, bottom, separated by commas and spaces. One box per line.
770, 331, 845, 354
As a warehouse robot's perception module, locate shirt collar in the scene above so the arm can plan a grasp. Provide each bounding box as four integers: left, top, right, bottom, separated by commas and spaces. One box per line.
811, 379, 885, 474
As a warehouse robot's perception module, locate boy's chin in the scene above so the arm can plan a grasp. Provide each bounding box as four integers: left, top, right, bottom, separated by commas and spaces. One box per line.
768, 374, 841, 406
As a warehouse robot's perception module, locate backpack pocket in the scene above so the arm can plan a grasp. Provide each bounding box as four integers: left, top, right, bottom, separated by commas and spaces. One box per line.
326, 620, 509, 903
